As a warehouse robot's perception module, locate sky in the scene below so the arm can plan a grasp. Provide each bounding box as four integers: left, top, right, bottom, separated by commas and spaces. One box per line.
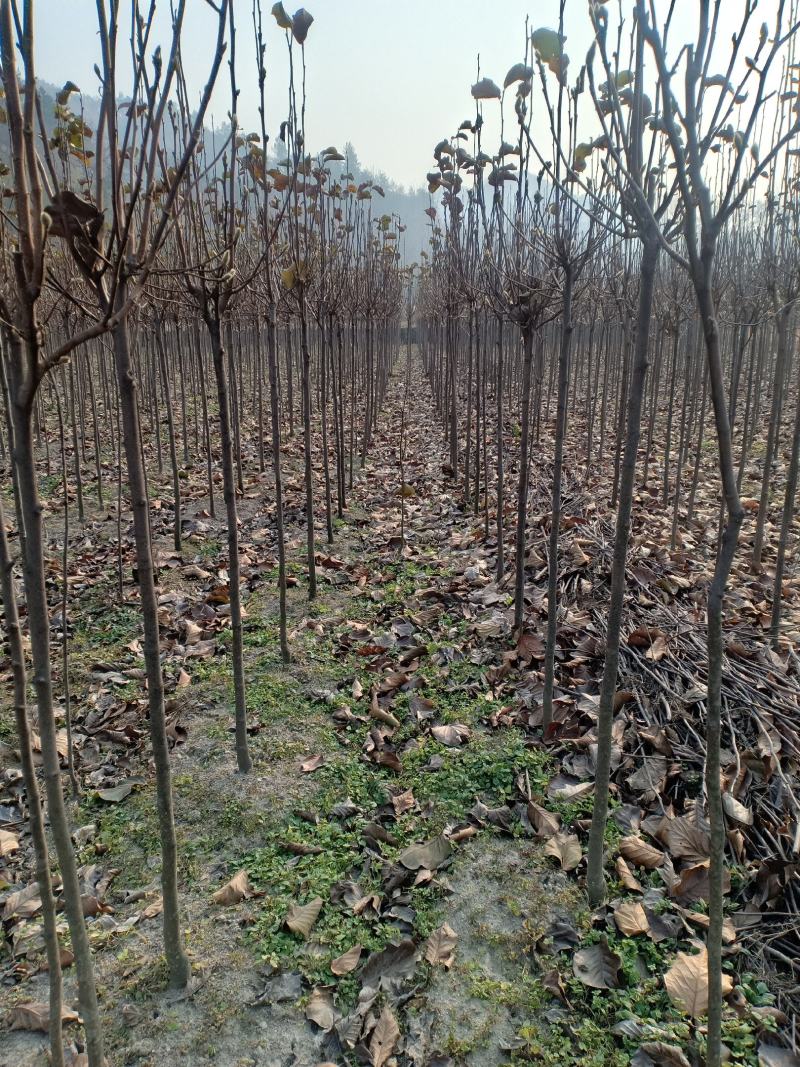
33, 1, 788, 191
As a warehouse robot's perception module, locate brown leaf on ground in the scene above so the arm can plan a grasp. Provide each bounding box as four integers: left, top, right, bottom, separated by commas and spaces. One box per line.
0, 829, 19, 856
430, 723, 470, 747
369, 1005, 400, 1067
616, 856, 643, 892
212, 869, 253, 906
619, 835, 665, 869
330, 944, 362, 975
544, 832, 582, 871
527, 800, 561, 838
425, 923, 457, 967
614, 900, 649, 936
664, 944, 733, 1016
285, 896, 323, 937
573, 939, 622, 989
398, 834, 452, 871
9, 1002, 81, 1031
305, 987, 337, 1031
300, 754, 325, 773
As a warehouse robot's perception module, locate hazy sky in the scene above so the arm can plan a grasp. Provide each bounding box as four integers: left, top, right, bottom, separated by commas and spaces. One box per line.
34, 1, 784, 190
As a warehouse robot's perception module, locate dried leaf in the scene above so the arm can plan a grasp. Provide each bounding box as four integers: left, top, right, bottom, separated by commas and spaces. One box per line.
331, 944, 362, 975
614, 900, 649, 936
722, 792, 753, 826
430, 723, 470, 747
305, 987, 337, 1031
758, 1046, 800, 1067
212, 869, 253, 906
10, 1002, 80, 1031
573, 939, 621, 989
666, 817, 710, 864
544, 832, 582, 871
398, 835, 451, 871
425, 923, 457, 967
0, 829, 19, 856
369, 1005, 400, 1067
285, 896, 323, 937
619, 835, 665, 869
664, 945, 733, 1016
300, 754, 325, 773
616, 856, 643, 892
527, 801, 561, 838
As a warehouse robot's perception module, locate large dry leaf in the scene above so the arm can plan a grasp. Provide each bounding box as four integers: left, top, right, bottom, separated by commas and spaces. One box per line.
573, 940, 621, 989
398, 835, 451, 871
0, 829, 19, 856
722, 792, 753, 826
10, 1002, 80, 1031
425, 923, 457, 967
669, 861, 730, 905
3, 883, 42, 920
305, 987, 337, 1031
616, 856, 643, 892
331, 944, 362, 975
619, 835, 664, 869
664, 945, 733, 1017
285, 896, 323, 937
212, 870, 253, 906
369, 1005, 400, 1067
300, 754, 325, 774
430, 723, 470, 747
527, 800, 560, 838
391, 788, 416, 815
614, 900, 649, 936
634, 1041, 692, 1067
666, 817, 710, 864
544, 833, 582, 871
361, 940, 418, 989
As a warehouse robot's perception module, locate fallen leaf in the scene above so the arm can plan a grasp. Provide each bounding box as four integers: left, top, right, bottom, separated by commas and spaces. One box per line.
398, 835, 451, 871
369, 1005, 400, 1067
331, 944, 362, 975
212, 869, 253, 906
361, 940, 418, 989
544, 833, 582, 871
425, 923, 457, 967
305, 987, 337, 1031
431, 723, 470, 747
614, 900, 649, 936
664, 945, 733, 1016
300, 754, 325, 774
633, 1041, 692, 1067
619, 835, 665, 869
722, 792, 753, 826
528, 801, 561, 838
285, 896, 323, 937
10, 1002, 80, 1031
758, 1046, 800, 1067
0, 829, 19, 856
573, 939, 621, 989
